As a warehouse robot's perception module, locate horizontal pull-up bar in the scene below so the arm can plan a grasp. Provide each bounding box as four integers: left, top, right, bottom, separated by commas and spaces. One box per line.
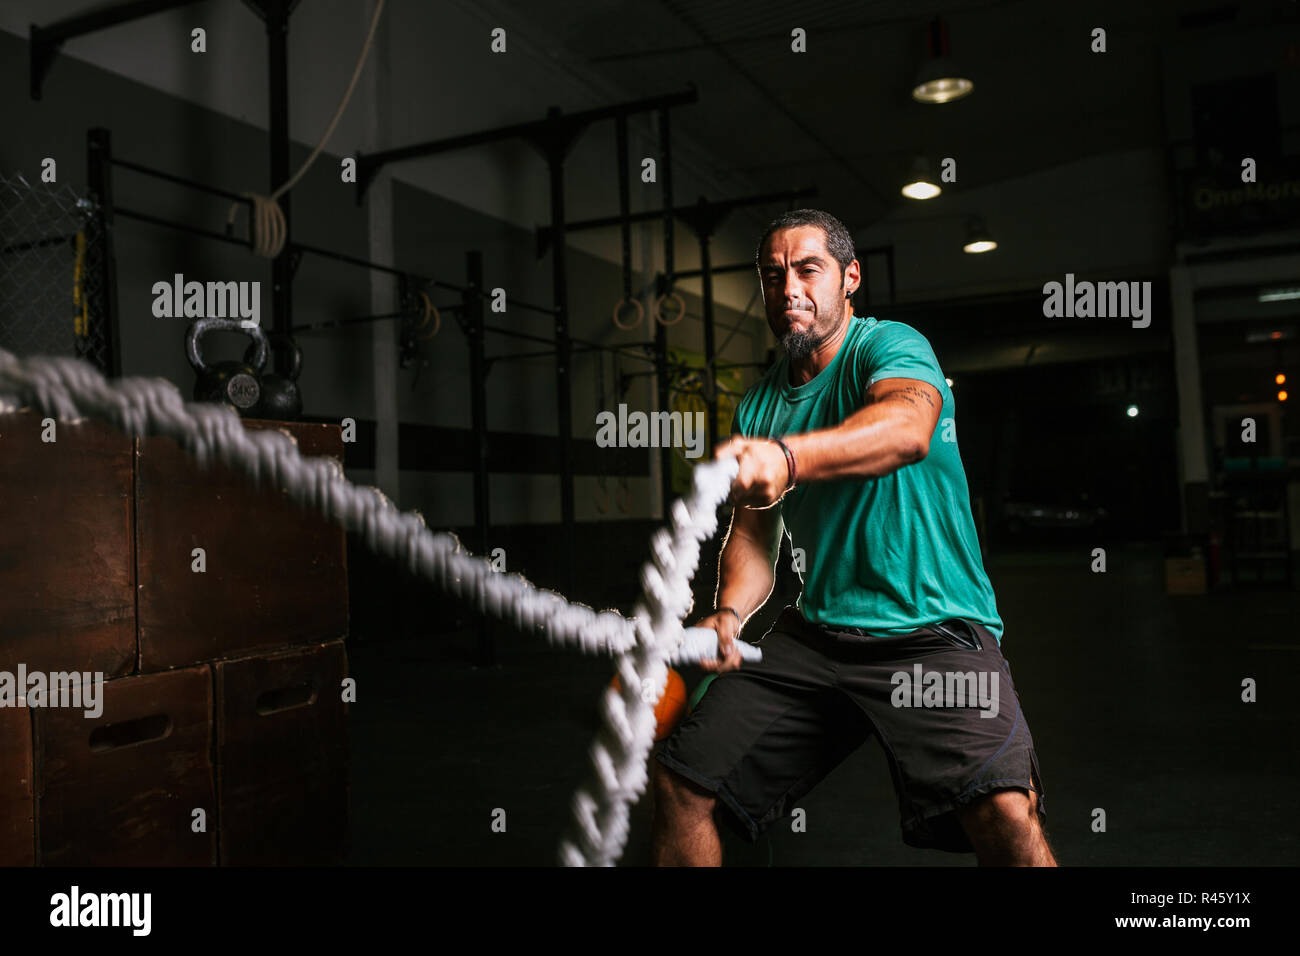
483, 324, 660, 366
289, 242, 559, 318
30, 0, 205, 99
538, 186, 817, 243
356, 86, 699, 200
109, 200, 566, 322
291, 303, 466, 335
112, 156, 251, 205
671, 261, 757, 280
487, 342, 660, 370
485, 349, 557, 364
289, 239, 442, 285
115, 205, 248, 248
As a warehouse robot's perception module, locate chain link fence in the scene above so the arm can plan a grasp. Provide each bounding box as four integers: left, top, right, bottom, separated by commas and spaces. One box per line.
0, 172, 112, 373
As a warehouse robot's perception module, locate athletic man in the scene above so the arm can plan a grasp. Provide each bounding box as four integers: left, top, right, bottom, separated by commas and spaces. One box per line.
651, 209, 1056, 867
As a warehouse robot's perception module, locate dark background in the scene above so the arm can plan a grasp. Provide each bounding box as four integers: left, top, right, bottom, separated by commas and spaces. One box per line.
2, 0, 1297, 867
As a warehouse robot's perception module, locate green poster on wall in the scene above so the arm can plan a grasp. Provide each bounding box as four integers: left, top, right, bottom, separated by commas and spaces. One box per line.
665, 347, 749, 495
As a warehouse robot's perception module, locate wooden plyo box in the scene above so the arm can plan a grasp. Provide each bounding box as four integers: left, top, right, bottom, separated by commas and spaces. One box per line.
0, 411, 136, 677
4, 407, 354, 866
135, 419, 349, 672
35, 665, 216, 866
0, 707, 34, 866
215, 640, 349, 865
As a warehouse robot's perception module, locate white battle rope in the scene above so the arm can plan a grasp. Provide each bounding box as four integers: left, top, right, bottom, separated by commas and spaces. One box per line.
0, 349, 738, 867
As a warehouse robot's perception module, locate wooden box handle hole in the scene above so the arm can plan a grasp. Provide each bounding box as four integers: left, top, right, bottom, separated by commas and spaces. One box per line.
88, 714, 172, 752
255, 682, 317, 716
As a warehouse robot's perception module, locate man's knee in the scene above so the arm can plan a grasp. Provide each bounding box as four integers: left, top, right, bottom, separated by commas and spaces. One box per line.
653, 762, 717, 821
958, 786, 1056, 865
959, 786, 1040, 833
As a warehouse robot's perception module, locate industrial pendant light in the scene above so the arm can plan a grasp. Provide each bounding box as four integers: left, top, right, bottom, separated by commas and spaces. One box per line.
962, 216, 997, 253
912, 18, 974, 104
901, 155, 941, 199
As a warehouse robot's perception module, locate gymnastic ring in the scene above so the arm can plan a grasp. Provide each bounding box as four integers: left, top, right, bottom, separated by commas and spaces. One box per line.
415, 292, 441, 341
653, 292, 686, 327
612, 297, 644, 330
411, 297, 431, 334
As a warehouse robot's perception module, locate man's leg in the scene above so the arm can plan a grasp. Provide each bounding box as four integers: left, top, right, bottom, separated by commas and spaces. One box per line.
650, 761, 722, 866
957, 786, 1057, 866
831, 618, 1055, 861
650, 613, 866, 867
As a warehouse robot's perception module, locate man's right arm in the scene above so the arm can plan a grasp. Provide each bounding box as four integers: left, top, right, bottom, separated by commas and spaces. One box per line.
696, 503, 784, 673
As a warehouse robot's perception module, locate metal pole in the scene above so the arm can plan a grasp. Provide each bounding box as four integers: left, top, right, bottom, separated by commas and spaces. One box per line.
466, 251, 493, 665
30, 0, 204, 99
357, 86, 698, 198
698, 208, 718, 455
546, 185, 818, 238
615, 116, 633, 303
544, 108, 576, 594
266, 0, 293, 377
114, 206, 249, 247
656, 108, 674, 514
111, 156, 251, 204
86, 128, 122, 378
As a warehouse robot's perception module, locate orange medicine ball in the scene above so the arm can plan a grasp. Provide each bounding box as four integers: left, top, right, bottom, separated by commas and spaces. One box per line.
610, 667, 688, 741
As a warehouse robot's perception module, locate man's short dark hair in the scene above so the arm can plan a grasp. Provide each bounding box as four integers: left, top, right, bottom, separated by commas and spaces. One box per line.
754, 209, 856, 277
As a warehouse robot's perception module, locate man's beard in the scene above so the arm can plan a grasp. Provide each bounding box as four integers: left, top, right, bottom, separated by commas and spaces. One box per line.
779, 298, 843, 360
780, 326, 819, 360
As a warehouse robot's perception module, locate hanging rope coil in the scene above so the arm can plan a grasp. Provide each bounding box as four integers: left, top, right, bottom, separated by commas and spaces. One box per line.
227, 0, 387, 257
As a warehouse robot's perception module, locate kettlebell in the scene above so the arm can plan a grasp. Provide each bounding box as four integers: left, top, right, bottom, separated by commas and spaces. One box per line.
246, 333, 302, 421
186, 317, 269, 416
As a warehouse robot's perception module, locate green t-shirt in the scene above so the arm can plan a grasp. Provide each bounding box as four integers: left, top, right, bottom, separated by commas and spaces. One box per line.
733, 314, 1004, 644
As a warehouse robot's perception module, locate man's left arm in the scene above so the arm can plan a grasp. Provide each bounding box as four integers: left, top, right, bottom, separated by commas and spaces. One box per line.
719, 378, 942, 509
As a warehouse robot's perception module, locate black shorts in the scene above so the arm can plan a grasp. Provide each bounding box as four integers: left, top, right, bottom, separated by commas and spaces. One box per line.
655, 606, 1046, 853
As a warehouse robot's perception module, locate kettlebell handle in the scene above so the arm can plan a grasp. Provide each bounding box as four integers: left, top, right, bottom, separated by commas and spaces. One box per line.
186, 318, 270, 375
247, 333, 302, 382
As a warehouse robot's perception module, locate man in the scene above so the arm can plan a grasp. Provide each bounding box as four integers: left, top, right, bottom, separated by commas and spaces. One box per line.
650, 208, 1056, 867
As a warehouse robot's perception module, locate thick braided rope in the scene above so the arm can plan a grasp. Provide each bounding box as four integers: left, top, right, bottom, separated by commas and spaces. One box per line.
557, 465, 731, 866
0, 348, 737, 866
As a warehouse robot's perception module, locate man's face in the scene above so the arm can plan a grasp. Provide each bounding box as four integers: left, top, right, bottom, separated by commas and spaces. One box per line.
758, 226, 850, 361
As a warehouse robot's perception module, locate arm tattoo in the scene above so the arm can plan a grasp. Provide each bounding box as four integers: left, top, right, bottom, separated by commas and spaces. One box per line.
876, 384, 936, 411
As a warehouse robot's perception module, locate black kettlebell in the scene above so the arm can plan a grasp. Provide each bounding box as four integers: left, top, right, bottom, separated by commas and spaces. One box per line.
247, 333, 303, 421
186, 317, 269, 416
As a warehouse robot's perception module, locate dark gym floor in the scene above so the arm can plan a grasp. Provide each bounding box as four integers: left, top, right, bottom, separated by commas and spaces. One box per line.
343, 540, 1299, 866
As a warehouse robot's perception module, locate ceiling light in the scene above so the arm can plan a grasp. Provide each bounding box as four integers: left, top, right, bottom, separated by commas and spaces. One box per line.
901, 156, 941, 199
962, 216, 996, 254
912, 19, 974, 104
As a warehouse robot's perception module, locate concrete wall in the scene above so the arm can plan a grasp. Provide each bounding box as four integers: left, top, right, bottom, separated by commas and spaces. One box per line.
0, 12, 765, 528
